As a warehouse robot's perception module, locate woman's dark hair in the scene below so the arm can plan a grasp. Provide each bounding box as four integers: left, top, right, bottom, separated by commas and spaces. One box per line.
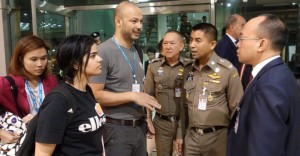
56, 34, 95, 84
8, 35, 50, 78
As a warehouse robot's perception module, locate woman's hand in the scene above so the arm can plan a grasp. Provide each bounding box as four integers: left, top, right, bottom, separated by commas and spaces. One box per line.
0, 129, 20, 144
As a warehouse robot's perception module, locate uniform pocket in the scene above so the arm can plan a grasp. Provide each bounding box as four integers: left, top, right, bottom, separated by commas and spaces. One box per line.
206, 84, 222, 108
154, 76, 166, 92
183, 81, 196, 104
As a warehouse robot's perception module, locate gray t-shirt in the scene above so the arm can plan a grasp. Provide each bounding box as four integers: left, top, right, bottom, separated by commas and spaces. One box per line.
90, 38, 144, 120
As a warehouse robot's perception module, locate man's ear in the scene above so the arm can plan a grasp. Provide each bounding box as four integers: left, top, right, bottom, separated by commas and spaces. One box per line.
210, 40, 217, 50
257, 38, 268, 53
115, 16, 121, 27
180, 42, 184, 51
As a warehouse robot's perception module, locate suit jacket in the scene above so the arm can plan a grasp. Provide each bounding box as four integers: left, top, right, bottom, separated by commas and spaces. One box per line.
227, 58, 300, 156
0, 75, 57, 117
215, 35, 252, 90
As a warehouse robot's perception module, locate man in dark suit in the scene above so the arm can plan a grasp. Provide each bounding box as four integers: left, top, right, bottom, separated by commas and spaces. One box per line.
215, 14, 252, 90
227, 14, 300, 156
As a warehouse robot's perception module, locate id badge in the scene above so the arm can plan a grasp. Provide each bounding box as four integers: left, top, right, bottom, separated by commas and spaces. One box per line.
198, 94, 207, 110
175, 88, 182, 97
132, 83, 140, 92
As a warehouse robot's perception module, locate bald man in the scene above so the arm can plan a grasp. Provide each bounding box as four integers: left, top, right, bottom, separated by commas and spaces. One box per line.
90, 1, 161, 156
215, 14, 252, 90
227, 14, 300, 156
215, 14, 245, 70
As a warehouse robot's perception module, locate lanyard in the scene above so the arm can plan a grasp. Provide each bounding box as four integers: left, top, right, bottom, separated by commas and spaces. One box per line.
25, 79, 43, 113
112, 37, 137, 83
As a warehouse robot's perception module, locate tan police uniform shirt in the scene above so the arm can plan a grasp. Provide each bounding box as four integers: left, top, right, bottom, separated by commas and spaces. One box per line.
177, 52, 243, 139
144, 57, 190, 116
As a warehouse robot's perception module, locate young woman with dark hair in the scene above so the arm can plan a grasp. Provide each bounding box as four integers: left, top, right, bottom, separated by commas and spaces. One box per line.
35, 34, 105, 156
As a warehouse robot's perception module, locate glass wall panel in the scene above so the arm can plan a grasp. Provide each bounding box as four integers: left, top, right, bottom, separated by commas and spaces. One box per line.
37, 10, 66, 55
76, 9, 114, 42
9, 0, 32, 50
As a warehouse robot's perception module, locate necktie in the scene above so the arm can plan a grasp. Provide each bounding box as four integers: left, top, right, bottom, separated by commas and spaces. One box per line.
235, 39, 239, 45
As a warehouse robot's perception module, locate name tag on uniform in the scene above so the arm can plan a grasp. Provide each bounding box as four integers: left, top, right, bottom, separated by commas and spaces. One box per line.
132, 83, 140, 92
198, 94, 207, 110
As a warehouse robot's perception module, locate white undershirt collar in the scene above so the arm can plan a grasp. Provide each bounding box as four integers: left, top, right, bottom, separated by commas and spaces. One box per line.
252, 55, 280, 78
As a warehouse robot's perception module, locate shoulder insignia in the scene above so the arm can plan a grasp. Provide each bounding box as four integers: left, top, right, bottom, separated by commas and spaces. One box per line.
151, 57, 163, 63
232, 71, 239, 78
217, 58, 236, 71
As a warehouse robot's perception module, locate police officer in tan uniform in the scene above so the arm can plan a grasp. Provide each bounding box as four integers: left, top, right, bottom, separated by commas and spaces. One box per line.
144, 30, 190, 156
174, 23, 243, 156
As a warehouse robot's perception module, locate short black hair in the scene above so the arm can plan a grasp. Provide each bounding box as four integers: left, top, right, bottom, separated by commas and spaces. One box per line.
147, 47, 156, 54
164, 30, 184, 43
192, 23, 218, 41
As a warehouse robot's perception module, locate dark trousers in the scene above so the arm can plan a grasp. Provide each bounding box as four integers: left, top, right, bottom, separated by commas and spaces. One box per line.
103, 123, 147, 156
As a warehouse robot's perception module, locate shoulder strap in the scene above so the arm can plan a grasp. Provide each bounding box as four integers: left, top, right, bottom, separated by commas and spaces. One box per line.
5, 76, 24, 117
133, 43, 143, 63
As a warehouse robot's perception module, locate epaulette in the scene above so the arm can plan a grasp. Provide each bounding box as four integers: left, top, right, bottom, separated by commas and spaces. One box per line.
151, 57, 163, 63
216, 58, 239, 78
217, 58, 235, 72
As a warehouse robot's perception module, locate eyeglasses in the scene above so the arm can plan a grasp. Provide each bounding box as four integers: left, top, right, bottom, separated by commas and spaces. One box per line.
238, 37, 261, 42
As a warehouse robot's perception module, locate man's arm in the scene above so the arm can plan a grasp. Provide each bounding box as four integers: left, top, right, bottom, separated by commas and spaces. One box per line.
144, 64, 156, 137
174, 78, 189, 156
227, 69, 244, 117
90, 83, 161, 110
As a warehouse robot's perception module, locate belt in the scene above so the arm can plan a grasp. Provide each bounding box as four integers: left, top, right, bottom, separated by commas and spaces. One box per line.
106, 117, 145, 127
156, 113, 178, 122
192, 126, 225, 135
